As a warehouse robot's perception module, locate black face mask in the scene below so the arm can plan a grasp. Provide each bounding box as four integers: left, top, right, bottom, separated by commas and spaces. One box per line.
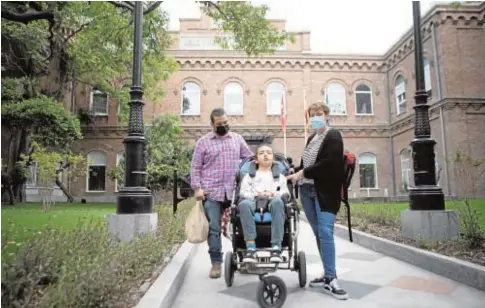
215, 124, 229, 136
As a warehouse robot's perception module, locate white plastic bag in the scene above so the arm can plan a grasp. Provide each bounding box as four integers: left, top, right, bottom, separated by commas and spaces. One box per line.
185, 201, 209, 244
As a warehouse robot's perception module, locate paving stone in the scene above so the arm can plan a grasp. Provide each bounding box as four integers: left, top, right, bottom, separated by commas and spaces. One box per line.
339, 252, 384, 262
388, 275, 457, 295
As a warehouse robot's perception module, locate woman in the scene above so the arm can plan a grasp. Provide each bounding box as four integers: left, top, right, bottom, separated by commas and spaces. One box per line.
287, 102, 348, 300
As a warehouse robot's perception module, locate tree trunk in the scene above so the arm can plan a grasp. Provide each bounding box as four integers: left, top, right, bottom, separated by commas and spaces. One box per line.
55, 178, 73, 202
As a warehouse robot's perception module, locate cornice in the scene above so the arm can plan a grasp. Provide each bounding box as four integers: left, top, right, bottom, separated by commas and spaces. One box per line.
389, 98, 485, 135
169, 3, 483, 73
79, 98, 484, 140
383, 4, 484, 68
180, 124, 390, 139
175, 57, 386, 72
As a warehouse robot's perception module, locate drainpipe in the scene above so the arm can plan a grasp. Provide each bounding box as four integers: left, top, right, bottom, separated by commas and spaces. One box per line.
386, 67, 396, 197
432, 22, 451, 196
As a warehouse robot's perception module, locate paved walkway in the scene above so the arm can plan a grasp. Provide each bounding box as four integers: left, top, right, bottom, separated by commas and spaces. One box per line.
173, 219, 485, 308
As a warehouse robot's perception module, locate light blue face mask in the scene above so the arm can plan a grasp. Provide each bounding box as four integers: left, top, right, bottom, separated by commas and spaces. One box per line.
310, 116, 326, 130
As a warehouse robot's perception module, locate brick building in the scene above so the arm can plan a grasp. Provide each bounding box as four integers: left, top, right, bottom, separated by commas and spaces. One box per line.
26, 2, 485, 203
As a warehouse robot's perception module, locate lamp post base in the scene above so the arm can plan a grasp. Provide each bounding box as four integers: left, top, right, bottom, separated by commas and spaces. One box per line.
401, 209, 459, 241
106, 212, 158, 243
408, 185, 445, 211
117, 187, 153, 214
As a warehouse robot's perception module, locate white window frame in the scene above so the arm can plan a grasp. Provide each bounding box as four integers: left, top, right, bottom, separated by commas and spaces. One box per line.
395, 75, 406, 115
181, 82, 201, 116
86, 151, 107, 193
354, 84, 373, 115
90, 89, 109, 116
224, 82, 244, 116
115, 152, 124, 192
179, 34, 234, 50
400, 148, 412, 192
358, 153, 378, 189
26, 162, 38, 187
324, 82, 347, 115
266, 82, 286, 116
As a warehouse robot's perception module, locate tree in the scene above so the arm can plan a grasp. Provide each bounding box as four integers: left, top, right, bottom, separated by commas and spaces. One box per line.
1, 1, 294, 204
17, 142, 86, 211
1, 96, 82, 204
108, 115, 193, 194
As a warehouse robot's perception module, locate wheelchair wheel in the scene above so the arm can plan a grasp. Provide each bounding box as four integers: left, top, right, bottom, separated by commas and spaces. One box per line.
224, 251, 236, 287
256, 275, 287, 308
297, 251, 307, 288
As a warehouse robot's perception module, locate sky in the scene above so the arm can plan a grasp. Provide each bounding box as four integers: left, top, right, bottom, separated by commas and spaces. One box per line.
160, 0, 448, 55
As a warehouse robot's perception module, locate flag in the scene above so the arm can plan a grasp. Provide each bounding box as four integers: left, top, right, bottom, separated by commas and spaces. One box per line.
280, 95, 286, 133
304, 108, 310, 133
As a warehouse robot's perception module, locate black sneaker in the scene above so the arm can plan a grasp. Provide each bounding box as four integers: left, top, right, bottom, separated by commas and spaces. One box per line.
242, 250, 257, 263
309, 276, 325, 287
323, 277, 348, 300
269, 250, 283, 263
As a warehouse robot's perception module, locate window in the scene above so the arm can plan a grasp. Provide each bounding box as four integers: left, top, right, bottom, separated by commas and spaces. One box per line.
424, 58, 432, 98
359, 153, 378, 189
395, 75, 406, 115
355, 84, 373, 115
400, 148, 412, 192
179, 34, 234, 50
90, 89, 108, 116
181, 82, 201, 116
266, 82, 285, 115
26, 162, 38, 186
86, 151, 107, 192
224, 82, 243, 115
325, 83, 347, 115
115, 152, 125, 192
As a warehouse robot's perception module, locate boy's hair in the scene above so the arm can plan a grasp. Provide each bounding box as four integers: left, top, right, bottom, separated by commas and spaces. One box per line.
256, 143, 273, 153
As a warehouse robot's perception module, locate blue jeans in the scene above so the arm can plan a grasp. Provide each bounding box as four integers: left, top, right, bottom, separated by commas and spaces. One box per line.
238, 197, 285, 247
203, 199, 223, 264
299, 184, 337, 278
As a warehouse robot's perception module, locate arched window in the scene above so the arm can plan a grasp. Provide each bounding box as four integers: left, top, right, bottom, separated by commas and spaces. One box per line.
424, 58, 432, 98
400, 148, 412, 192
355, 84, 373, 115
86, 151, 107, 192
90, 88, 109, 116
395, 75, 406, 115
181, 82, 200, 115
224, 82, 244, 115
359, 153, 378, 189
325, 82, 347, 115
115, 152, 125, 192
266, 82, 285, 115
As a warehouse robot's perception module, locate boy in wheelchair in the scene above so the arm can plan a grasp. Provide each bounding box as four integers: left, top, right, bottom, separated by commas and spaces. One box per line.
238, 144, 290, 264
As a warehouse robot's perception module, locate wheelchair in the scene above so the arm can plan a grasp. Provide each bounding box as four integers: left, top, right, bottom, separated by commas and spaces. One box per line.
224, 154, 306, 308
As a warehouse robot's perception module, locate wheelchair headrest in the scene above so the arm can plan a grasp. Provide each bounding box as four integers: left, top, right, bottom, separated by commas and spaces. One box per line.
239, 160, 286, 179
248, 161, 280, 179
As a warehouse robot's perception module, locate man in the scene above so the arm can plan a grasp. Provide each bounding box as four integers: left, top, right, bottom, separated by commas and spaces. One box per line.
190, 108, 253, 278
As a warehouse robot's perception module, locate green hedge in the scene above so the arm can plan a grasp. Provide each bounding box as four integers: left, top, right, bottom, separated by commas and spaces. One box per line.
1, 200, 193, 308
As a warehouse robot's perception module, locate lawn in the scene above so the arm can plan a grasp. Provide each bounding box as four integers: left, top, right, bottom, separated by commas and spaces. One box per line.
345, 198, 485, 229
1, 202, 116, 251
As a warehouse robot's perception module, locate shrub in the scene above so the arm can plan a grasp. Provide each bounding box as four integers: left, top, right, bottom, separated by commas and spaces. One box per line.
1, 200, 192, 308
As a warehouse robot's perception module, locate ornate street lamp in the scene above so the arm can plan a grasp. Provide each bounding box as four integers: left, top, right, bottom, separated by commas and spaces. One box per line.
117, 1, 153, 214
408, 1, 445, 210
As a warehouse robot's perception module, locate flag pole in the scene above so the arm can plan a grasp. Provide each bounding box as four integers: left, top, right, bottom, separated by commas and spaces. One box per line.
283, 93, 287, 157
303, 88, 308, 144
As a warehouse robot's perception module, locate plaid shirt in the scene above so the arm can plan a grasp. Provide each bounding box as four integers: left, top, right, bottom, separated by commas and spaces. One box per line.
190, 131, 253, 202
